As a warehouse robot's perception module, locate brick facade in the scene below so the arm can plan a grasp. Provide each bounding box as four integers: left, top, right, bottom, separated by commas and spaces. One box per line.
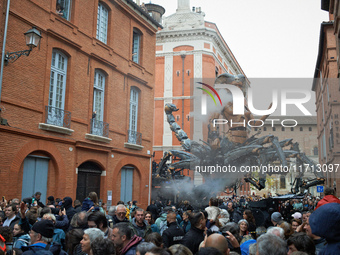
314, 0, 340, 196
0, 0, 160, 208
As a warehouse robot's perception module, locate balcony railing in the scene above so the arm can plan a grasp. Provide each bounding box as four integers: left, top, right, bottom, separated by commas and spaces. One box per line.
128, 130, 142, 145
91, 118, 109, 137
45, 106, 71, 128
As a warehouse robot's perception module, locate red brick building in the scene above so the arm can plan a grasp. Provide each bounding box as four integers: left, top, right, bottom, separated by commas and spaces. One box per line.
0, 0, 160, 208
313, 0, 340, 196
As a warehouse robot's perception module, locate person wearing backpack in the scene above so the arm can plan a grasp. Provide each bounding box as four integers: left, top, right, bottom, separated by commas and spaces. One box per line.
155, 207, 173, 235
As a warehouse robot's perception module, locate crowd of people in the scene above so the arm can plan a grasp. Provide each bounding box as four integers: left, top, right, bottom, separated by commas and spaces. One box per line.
0, 188, 339, 255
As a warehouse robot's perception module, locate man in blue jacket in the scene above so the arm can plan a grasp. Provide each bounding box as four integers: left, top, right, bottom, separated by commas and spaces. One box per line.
21, 220, 54, 254
21, 220, 66, 255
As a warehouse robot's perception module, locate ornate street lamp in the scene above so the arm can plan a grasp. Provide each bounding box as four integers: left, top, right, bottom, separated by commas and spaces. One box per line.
4, 27, 42, 65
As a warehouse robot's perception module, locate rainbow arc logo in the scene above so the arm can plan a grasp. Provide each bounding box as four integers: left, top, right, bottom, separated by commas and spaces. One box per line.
197, 82, 222, 106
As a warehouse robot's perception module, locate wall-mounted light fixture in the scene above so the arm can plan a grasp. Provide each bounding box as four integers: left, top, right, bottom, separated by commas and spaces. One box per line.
4, 27, 42, 65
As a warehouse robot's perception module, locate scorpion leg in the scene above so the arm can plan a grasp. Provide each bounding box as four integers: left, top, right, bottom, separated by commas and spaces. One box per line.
271, 137, 288, 167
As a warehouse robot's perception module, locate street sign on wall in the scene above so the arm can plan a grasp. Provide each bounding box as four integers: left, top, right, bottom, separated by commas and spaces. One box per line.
317, 186, 324, 193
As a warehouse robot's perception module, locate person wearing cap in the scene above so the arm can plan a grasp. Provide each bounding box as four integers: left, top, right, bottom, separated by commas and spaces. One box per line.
21, 220, 67, 255
42, 213, 66, 249
291, 212, 302, 220
21, 220, 54, 254
271, 212, 283, 226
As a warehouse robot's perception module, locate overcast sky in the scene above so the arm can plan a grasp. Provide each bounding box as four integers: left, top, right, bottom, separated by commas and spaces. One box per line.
149, 0, 330, 79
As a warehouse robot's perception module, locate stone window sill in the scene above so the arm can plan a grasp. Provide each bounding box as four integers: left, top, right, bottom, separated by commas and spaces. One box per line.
124, 142, 144, 150
39, 123, 74, 135
85, 133, 112, 143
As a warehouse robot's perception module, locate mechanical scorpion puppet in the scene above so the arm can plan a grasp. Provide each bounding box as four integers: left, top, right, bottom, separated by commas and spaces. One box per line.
154, 73, 324, 193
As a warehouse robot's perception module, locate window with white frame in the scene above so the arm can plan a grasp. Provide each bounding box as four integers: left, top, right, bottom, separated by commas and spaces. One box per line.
93, 70, 105, 121
91, 70, 106, 136
97, 3, 108, 44
132, 28, 142, 64
128, 87, 139, 144
57, 0, 72, 20
47, 50, 68, 126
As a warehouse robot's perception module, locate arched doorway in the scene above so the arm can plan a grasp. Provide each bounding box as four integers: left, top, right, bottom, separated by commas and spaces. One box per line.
76, 162, 102, 202
120, 166, 134, 203
22, 155, 50, 203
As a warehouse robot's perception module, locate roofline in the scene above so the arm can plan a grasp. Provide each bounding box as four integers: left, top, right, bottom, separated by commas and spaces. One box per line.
204, 21, 247, 79
312, 21, 333, 91
125, 0, 163, 29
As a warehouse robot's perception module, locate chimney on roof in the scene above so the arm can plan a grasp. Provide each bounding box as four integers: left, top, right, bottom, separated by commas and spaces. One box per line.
145, 3, 165, 24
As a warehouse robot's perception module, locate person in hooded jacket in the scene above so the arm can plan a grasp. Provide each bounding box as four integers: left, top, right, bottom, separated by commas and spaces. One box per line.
155, 207, 173, 235
13, 223, 30, 249
309, 202, 340, 255
62, 197, 76, 223
315, 187, 340, 210
130, 209, 152, 238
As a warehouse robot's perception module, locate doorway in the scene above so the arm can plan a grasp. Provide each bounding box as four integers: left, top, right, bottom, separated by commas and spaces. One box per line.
76, 162, 102, 203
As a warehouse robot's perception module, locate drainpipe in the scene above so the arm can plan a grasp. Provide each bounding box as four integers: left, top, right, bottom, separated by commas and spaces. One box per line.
181, 53, 186, 129
0, 0, 10, 106
148, 156, 152, 205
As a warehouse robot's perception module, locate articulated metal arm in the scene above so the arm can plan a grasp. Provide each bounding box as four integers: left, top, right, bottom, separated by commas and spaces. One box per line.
244, 176, 266, 190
